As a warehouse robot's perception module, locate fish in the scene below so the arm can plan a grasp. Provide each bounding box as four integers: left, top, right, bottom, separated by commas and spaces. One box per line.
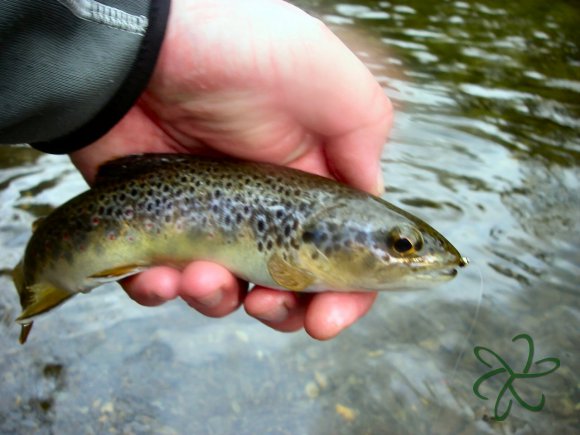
12, 154, 468, 343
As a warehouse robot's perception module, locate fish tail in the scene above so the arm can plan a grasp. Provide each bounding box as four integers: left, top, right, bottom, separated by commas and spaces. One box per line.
12, 259, 74, 343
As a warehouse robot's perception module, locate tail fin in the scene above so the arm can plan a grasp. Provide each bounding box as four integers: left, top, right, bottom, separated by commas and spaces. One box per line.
12, 260, 74, 344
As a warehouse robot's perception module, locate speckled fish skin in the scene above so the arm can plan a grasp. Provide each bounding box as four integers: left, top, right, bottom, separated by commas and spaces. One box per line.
13, 154, 467, 338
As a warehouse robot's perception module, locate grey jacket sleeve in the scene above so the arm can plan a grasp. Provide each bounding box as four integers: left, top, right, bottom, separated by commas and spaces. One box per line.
0, 0, 170, 154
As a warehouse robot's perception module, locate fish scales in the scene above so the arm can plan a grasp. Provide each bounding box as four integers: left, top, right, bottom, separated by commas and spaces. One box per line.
13, 154, 467, 343
29, 157, 329, 268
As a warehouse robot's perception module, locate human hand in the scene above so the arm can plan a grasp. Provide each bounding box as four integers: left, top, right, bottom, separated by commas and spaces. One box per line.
71, 0, 392, 339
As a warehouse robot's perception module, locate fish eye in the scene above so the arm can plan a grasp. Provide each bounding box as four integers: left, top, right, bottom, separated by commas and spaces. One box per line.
387, 225, 423, 256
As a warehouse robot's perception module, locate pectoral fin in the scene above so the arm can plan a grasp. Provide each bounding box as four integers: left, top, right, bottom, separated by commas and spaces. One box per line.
267, 253, 315, 291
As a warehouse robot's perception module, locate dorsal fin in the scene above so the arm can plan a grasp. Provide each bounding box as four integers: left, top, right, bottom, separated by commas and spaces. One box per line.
94, 153, 188, 185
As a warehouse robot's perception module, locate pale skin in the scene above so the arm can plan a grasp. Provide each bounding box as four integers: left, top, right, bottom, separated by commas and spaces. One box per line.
71, 0, 393, 340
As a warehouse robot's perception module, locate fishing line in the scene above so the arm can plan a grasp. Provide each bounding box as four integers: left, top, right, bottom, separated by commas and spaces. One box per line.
450, 262, 484, 375
435, 261, 485, 421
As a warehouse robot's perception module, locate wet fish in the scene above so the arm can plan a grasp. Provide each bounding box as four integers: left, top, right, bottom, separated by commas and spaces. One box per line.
13, 154, 468, 343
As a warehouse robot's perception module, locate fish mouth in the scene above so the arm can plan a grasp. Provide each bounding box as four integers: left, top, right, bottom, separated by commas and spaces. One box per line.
440, 268, 458, 278
419, 267, 458, 282
414, 257, 466, 281
432, 256, 469, 279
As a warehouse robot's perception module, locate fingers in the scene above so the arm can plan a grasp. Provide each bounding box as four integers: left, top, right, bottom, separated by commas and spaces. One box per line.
304, 292, 378, 340
122, 262, 247, 319
179, 261, 247, 318
306, 26, 392, 195
275, 23, 393, 195
122, 263, 376, 339
123, 262, 377, 339
245, 288, 378, 340
244, 287, 310, 332
324, 89, 392, 195
122, 266, 181, 306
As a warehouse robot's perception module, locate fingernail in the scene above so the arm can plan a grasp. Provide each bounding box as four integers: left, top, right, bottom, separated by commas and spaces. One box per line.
376, 166, 385, 195
255, 304, 289, 323
197, 289, 224, 308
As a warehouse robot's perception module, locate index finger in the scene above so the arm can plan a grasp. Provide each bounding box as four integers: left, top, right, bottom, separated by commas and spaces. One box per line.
324, 90, 392, 195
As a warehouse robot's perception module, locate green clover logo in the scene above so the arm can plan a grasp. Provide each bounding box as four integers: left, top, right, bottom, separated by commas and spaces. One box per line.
473, 333, 560, 421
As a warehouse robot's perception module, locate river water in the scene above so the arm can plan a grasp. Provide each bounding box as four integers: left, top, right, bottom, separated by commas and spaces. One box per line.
0, 1, 578, 434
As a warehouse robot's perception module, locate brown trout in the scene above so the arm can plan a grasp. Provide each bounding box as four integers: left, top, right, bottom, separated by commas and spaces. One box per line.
13, 154, 467, 343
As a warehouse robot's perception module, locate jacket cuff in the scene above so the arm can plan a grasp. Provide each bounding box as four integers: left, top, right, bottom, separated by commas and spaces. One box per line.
32, 1, 171, 154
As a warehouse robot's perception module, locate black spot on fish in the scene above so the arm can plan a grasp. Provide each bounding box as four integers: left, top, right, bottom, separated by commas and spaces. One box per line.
302, 231, 315, 243
355, 232, 367, 244
257, 219, 265, 233
284, 225, 292, 238
266, 240, 273, 251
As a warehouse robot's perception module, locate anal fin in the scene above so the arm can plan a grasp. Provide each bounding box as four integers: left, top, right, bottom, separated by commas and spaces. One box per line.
89, 264, 146, 280
16, 283, 74, 323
